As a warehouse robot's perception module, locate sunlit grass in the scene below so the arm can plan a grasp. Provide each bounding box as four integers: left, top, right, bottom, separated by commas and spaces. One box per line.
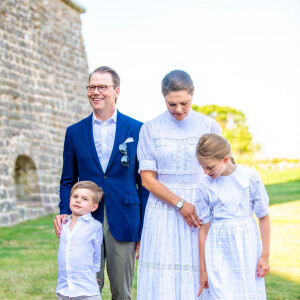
0, 168, 299, 299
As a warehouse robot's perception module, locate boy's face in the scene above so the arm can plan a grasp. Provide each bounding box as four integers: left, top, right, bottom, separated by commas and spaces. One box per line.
69, 188, 98, 216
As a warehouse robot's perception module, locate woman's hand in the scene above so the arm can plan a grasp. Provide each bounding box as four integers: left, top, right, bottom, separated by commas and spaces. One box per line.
257, 255, 270, 277
197, 271, 209, 297
135, 241, 141, 260
180, 202, 202, 228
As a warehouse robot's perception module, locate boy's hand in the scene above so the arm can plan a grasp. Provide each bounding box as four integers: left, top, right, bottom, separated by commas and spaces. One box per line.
197, 271, 209, 297
135, 241, 141, 260
257, 256, 270, 277
54, 214, 69, 237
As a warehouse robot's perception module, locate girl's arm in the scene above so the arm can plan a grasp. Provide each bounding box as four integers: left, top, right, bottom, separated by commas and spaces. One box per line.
197, 222, 210, 297
140, 170, 202, 228
257, 214, 270, 277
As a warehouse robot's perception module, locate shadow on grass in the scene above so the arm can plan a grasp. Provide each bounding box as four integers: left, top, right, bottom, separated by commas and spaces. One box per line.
266, 179, 300, 206
266, 272, 300, 300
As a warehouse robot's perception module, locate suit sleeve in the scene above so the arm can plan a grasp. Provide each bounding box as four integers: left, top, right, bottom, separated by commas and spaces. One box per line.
59, 128, 78, 215
135, 124, 150, 240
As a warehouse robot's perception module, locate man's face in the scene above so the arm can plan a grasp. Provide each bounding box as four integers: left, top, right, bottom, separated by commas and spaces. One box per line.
69, 188, 98, 216
88, 72, 120, 119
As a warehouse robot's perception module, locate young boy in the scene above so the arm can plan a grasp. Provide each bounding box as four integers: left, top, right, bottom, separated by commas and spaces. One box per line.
56, 181, 104, 300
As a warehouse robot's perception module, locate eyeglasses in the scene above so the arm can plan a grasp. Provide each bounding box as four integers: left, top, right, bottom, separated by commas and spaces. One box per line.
119, 143, 129, 167
86, 85, 114, 93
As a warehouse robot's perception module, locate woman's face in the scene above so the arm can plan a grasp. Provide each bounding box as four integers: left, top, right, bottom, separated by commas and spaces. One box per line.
165, 90, 192, 121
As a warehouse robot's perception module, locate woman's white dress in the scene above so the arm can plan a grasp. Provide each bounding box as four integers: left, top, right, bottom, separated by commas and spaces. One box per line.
196, 165, 269, 300
137, 109, 221, 300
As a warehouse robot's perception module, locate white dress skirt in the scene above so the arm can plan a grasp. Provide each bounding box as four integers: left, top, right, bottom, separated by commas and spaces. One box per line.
195, 165, 269, 300
137, 110, 221, 300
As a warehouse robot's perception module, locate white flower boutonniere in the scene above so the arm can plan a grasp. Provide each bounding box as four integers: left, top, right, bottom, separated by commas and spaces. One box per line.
124, 137, 134, 144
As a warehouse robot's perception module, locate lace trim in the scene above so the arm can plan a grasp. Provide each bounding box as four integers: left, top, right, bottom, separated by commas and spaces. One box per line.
147, 202, 174, 211
139, 260, 198, 272
160, 181, 200, 189
154, 137, 199, 145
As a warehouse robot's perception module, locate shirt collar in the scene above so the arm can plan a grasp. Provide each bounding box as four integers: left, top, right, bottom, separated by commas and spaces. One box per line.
92, 108, 117, 124
67, 213, 93, 223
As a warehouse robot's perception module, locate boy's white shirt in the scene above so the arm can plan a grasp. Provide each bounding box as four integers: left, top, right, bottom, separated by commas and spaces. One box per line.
56, 213, 102, 297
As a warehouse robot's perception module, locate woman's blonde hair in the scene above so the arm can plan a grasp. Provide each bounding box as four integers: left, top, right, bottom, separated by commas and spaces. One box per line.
196, 134, 235, 164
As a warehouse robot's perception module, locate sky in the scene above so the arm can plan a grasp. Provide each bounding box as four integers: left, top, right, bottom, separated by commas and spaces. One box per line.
79, 0, 300, 159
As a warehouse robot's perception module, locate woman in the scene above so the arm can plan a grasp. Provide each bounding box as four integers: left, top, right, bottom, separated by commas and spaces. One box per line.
137, 70, 222, 299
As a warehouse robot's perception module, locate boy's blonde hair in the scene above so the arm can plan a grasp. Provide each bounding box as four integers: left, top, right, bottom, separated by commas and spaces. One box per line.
71, 181, 104, 204
196, 133, 235, 164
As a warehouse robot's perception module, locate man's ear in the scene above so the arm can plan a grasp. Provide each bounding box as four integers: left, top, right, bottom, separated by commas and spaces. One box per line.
224, 156, 230, 164
91, 203, 98, 212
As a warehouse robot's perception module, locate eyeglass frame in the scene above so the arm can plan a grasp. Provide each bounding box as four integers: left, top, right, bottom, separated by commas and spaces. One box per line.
119, 143, 129, 167
86, 85, 114, 93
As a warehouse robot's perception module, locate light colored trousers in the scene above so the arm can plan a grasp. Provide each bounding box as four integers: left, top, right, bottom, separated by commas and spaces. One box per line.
97, 205, 136, 300
56, 293, 101, 300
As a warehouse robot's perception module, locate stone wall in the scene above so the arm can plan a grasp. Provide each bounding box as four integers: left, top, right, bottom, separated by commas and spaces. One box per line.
0, 0, 91, 226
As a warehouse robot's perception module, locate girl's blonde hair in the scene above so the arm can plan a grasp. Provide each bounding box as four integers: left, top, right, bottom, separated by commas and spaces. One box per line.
196, 134, 235, 164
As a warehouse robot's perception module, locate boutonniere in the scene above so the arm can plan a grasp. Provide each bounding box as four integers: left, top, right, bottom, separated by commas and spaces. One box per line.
124, 137, 134, 144
119, 137, 134, 167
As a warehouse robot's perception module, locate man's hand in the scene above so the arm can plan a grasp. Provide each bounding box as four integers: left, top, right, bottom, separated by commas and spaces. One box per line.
53, 214, 69, 237
135, 241, 141, 260
179, 202, 202, 228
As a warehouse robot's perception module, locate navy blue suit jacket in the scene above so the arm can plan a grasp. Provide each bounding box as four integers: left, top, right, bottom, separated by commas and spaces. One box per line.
59, 111, 149, 242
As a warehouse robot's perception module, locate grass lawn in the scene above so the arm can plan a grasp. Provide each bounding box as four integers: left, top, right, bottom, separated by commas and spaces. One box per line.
0, 168, 299, 299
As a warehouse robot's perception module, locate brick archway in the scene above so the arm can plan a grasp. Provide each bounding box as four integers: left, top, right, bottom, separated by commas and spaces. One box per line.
14, 155, 42, 220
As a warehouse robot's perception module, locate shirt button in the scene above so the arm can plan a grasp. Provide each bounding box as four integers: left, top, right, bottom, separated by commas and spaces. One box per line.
104, 175, 107, 179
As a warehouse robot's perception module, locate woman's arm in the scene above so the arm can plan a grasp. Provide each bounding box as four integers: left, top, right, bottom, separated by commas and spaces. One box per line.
140, 170, 201, 228
197, 222, 210, 296
257, 214, 270, 277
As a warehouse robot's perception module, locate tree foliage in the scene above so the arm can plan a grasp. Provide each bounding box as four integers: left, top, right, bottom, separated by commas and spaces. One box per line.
192, 104, 259, 156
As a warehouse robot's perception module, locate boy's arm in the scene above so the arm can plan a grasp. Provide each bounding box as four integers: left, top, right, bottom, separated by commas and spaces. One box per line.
257, 214, 270, 277
93, 225, 103, 274
197, 222, 210, 297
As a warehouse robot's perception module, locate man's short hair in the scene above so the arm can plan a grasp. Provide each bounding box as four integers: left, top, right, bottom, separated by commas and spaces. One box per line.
71, 181, 104, 204
89, 66, 120, 88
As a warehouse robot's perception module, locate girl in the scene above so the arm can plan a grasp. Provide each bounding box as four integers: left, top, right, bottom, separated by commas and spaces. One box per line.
196, 134, 270, 299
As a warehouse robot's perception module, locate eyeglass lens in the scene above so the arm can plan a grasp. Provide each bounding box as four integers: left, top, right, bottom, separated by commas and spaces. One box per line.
87, 85, 110, 93
119, 143, 129, 167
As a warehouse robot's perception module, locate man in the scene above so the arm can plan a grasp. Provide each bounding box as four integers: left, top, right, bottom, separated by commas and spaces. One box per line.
54, 66, 149, 300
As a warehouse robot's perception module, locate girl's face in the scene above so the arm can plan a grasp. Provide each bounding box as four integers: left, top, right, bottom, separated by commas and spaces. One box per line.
197, 157, 229, 179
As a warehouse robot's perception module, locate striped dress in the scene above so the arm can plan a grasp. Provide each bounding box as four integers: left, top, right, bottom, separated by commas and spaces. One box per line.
196, 165, 269, 300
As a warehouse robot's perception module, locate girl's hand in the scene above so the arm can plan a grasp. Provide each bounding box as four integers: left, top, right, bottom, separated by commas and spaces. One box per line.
257, 256, 270, 277
180, 202, 202, 228
197, 271, 209, 297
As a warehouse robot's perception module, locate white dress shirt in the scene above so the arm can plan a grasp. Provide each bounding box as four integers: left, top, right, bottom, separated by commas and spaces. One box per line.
56, 213, 102, 297
92, 109, 117, 172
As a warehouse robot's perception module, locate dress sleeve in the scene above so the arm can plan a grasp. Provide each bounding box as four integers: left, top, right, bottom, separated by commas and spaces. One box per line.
249, 171, 269, 218
137, 122, 157, 172
211, 118, 222, 135
195, 184, 213, 224
93, 223, 103, 273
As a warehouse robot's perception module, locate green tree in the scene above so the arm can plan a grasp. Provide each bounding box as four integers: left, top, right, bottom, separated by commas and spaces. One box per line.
192, 104, 259, 156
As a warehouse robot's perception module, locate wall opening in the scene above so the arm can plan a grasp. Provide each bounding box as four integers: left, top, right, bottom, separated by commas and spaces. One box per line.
14, 155, 42, 219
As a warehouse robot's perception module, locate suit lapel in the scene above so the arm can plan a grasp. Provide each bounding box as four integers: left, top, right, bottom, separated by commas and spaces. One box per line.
80, 114, 104, 174
105, 111, 129, 173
